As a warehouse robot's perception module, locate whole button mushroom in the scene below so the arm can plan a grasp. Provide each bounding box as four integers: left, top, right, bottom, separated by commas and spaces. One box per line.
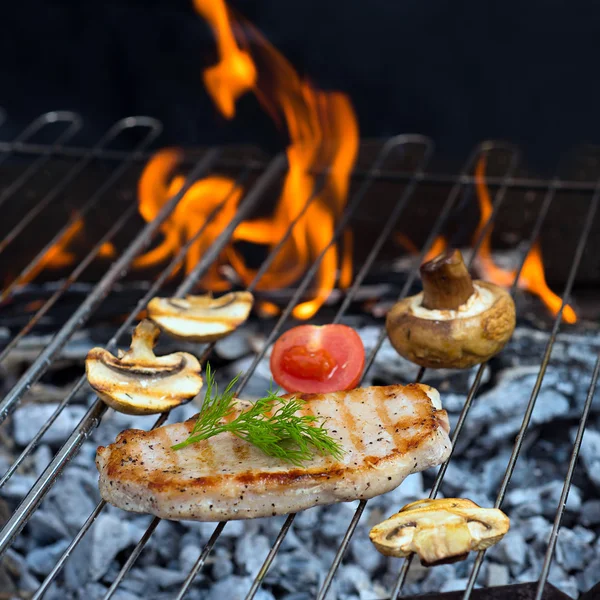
369, 498, 510, 566
86, 319, 203, 415
385, 249, 516, 369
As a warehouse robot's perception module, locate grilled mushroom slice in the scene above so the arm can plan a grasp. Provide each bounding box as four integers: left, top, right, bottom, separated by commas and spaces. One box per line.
369, 498, 510, 566
386, 249, 515, 369
147, 291, 254, 343
86, 320, 203, 415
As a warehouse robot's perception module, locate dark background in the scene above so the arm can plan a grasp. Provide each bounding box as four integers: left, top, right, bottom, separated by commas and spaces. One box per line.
1, 0, 599, 171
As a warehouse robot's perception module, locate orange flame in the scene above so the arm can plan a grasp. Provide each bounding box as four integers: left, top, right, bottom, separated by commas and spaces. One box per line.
474, 156, 576, 323
98, 242, 117, 259
224, 16, 358, 319
193, 0, 256, 119
13, 216, 85, 288
424, 236, 448, 263
133, 148, 242, 290
394, 233, 447, 263
135, 1, 358, 320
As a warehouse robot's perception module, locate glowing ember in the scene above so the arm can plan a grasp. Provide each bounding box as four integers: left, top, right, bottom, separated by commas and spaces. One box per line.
474, 156, 576, 323
98, 242, 117, 259
135, 0, 358, 320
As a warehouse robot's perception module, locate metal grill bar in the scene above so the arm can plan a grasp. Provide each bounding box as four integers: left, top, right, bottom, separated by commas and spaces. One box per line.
5, 136, 600, 194
534, 355, 600, 600
315, 142, 520, 600
0, 202, 139, 366
0, 117, 162, 301
0, 111, 81, 211
460, 187, 600, 600
0, 147, 218, 425
0, 165, 254, 489
242, 134, 435, 600
104, 138, 417, 600
0, 154, 285, 555
0, 121, 596, 600
390, 173, 564, 598
174, 523, 227, 600
31, 500, 107, 600
103, 517, 161, 600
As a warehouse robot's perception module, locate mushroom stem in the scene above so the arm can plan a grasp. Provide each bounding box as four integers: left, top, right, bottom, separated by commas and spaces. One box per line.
420, 249, 474, 310
125, 320, 161, 363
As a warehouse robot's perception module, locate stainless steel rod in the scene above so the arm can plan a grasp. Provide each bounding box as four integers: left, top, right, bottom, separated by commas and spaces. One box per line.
0, 116, 162, 299
460, 188, 600, 600
243, 135, 435, 600
0, 111, 81, 211
64, 154, 286, 596
0, 151, 224, 554
533, 355, 600, 600
0, 149, 218, 425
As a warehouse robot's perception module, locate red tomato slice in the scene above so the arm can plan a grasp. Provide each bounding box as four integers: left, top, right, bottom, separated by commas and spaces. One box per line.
270, 324, 365, 393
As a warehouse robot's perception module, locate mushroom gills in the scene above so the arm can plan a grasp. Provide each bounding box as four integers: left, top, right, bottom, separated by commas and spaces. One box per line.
369, 498, 510, 566
148, 291, 254, 342
85, 320, 203, 415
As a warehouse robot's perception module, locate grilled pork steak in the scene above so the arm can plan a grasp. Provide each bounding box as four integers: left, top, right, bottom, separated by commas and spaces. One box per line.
96, 384, 451, 521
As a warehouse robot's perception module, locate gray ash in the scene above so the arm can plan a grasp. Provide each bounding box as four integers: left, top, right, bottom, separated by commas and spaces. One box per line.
1, 306, 600, 599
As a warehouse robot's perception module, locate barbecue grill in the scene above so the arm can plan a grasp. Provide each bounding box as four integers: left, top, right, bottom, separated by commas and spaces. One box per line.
0, 110, 599, 600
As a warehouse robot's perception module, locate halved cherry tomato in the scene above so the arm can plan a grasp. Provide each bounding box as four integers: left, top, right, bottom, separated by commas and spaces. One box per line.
270, 324, 365, 393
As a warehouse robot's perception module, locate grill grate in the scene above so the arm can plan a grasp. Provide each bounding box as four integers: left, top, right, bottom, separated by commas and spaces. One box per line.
0, 112, 598, 600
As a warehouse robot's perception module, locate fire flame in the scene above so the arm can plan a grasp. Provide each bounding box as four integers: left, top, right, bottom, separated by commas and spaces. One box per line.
193, 0, 256, 119
4, 4, 575, 329
424, 236, 448, 263
14, 216, 85, 288
133, 148, 242, 290
134, 0, 358, 320
474, 156, 576, 323
394, 233, 446, 262
392, 158, 577, 323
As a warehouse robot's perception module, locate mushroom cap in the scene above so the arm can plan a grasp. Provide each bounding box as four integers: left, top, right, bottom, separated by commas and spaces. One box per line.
148, 291, 254, 343
385, 281, 516, 369
369, 498, 510, 565
86, 320, 203, 415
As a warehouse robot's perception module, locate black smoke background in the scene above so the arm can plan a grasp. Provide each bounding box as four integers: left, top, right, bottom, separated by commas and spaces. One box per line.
1, 0, 599, 172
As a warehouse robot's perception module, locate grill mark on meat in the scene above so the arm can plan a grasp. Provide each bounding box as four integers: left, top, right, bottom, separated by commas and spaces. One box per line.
338, 395, 365, 452
375, 393, 402, 447
233, 439, 250, 462
96, 384, 452, 521
199, 439, 217, 471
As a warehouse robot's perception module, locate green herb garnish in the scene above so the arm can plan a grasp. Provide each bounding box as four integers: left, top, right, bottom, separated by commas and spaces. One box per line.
171, 363, 344, 466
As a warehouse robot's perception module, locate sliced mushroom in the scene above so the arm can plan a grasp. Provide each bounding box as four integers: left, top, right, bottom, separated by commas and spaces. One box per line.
147, 291, 254, 343
386, 249, 516, 369
86, 320, 203, 415
369, 498, 510, 566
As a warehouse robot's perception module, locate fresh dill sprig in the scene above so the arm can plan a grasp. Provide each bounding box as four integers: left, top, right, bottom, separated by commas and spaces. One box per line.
171, 364, 344, 466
